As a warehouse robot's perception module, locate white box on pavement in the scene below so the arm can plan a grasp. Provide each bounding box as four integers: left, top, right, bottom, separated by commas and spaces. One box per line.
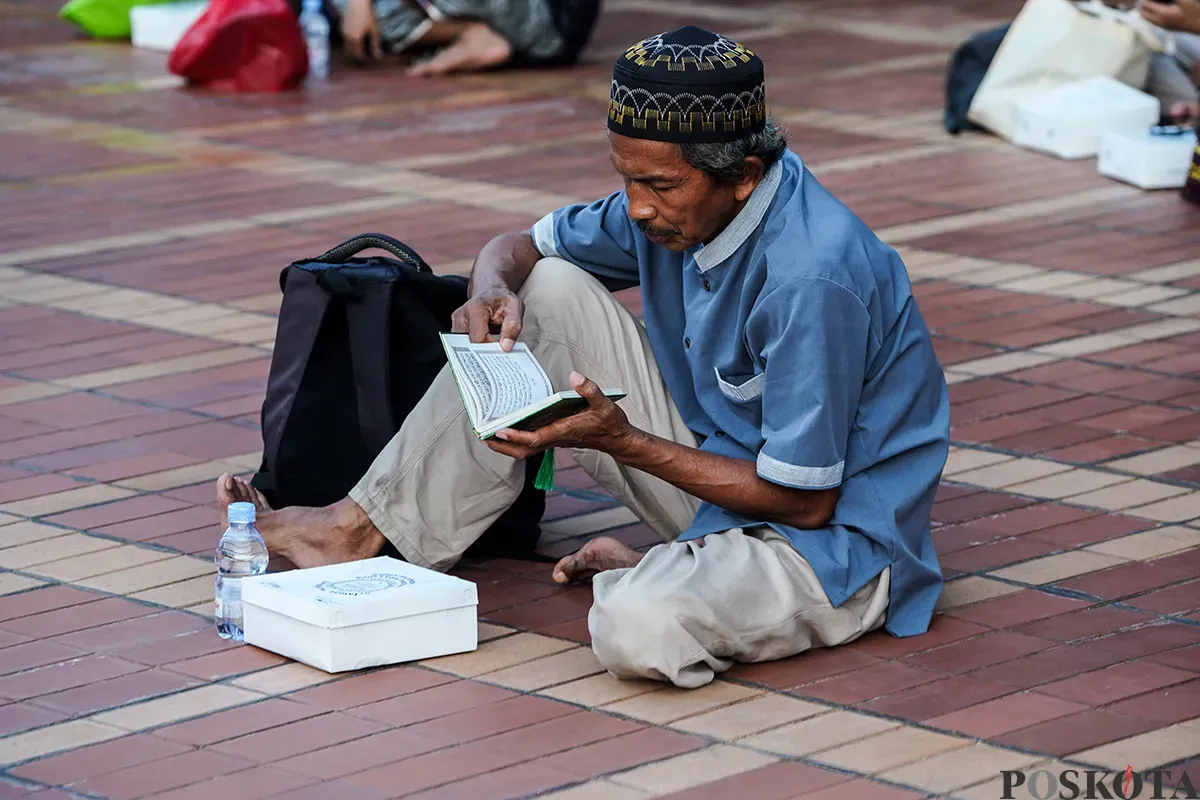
1098, 129, 1199, 190
130, 1, 208, 52
1011, 77, 1160, 160
242, 556, 478, 673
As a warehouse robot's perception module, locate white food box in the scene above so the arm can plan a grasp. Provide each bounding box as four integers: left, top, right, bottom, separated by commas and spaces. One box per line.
242, 556, 478, 673
130, 1, 209, 52
1098, 129, 1199, 190
1011, 77, 1160, 160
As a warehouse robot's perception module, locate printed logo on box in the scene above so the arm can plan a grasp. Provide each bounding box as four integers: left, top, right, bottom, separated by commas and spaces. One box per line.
315, 573, 416, 597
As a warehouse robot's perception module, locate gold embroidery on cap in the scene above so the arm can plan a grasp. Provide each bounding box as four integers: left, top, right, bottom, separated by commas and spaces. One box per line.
607, 83, 766, 135
624, 33, 756, 71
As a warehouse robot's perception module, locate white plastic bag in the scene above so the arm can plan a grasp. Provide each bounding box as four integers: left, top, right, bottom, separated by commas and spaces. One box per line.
968, 0, 1164, 140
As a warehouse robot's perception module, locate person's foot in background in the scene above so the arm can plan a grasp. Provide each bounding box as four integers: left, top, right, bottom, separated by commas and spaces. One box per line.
407, 21, 513, 77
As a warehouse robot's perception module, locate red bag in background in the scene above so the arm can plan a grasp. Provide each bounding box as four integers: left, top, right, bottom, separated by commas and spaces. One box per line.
168, 0, 308, 93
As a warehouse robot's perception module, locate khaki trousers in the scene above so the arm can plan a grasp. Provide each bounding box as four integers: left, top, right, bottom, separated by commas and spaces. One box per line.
350, 258, 889, 688
1146, 32, 1200, 109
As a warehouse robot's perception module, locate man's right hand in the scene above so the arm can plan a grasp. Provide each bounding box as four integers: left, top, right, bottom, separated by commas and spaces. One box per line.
455, 232, 543, 350
451, 287, 525, 351
342, 0, 383, 62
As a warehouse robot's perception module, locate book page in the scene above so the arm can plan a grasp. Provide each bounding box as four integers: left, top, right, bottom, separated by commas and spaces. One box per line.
442, 335, 553, 427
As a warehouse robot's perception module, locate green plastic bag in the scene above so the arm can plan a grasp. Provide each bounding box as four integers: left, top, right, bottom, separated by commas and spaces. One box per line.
59, 0, 173, 39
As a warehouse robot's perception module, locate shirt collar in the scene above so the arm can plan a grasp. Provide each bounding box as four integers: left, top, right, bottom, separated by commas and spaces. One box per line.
693, 159, 783, 273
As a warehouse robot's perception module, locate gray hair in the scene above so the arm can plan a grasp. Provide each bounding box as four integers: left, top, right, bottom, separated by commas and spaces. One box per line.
678, 117, 788, 187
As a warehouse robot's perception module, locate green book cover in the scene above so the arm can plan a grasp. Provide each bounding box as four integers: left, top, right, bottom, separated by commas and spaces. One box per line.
439, 334, 626, 439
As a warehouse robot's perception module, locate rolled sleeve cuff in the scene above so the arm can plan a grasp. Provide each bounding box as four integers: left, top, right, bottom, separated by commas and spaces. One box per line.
757, 451, 844, 489
531, 213, 559, 258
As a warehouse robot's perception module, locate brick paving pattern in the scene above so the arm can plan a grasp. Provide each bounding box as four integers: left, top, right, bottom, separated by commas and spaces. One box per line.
2, 0, 1199, 797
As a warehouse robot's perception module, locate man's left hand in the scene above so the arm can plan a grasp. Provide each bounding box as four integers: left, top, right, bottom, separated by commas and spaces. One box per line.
485, 372, 640, 459
1139, 0, 1200, 34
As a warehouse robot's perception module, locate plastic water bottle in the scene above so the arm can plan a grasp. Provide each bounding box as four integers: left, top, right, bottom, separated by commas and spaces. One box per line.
300, 0, 330, 81
214, 502, 269, 641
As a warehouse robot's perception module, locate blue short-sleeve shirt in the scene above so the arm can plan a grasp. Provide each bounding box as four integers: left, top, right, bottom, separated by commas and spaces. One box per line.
530, 150, 950, 638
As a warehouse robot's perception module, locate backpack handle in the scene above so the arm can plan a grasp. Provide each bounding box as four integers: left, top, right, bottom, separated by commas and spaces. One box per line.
316, 233, 433, 273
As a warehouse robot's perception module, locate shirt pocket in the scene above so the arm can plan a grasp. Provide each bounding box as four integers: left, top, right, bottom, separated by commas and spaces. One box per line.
714, 366, 765, 403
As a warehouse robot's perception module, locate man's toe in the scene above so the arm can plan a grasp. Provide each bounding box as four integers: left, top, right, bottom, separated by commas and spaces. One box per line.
552, 555, 574, 584
244, 480, 272, 512
216, 473, 237, 503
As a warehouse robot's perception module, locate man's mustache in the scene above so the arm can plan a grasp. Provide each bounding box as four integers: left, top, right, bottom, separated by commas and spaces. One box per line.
635, 219, 682, 238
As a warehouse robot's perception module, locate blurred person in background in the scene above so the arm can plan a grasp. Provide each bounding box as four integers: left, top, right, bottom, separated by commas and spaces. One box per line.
334, 0, 601, 76
1139, 0, 1200, 122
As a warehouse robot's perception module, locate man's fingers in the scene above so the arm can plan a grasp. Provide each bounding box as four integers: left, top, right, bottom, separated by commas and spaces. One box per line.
570, 372, 608, 407
466, 304, 493, 344
369, 30, 383, 60
497, 298, 523, 352
484, 438, 535, 459
494, 428, 543, 448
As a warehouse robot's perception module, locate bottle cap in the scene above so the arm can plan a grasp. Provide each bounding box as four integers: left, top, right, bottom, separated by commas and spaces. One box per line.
227, 502, 256, 525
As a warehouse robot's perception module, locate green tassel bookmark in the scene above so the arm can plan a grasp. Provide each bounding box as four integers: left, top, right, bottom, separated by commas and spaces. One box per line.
533, 449, 556, 491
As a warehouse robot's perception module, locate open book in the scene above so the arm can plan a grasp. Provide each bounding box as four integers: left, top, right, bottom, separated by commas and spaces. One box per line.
440, 334, 626, 440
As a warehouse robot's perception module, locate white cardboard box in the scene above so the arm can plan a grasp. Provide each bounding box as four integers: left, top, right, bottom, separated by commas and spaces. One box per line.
1011, 77, 1161, 160
1098, 129, 1199, 190
130, 1, 208, 52
242, 556, 478, 673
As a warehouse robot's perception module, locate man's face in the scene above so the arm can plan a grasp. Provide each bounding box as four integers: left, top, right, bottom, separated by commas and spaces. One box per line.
609, 132, 760, 252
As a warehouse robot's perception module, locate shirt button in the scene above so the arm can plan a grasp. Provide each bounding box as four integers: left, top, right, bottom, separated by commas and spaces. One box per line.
684, 337, 691, 349
702, 279, 711, 292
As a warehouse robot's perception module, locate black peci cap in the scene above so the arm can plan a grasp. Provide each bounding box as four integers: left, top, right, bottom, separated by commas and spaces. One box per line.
608, 25, 767, 144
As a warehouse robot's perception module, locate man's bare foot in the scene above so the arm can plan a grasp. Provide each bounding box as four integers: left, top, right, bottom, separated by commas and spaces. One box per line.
215, 474, 385, 569
553, 536, 643, 584
407, 21, 513, 77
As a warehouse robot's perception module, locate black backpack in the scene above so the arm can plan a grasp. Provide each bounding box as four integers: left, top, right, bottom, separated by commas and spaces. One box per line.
250, 233, 545, 560
944, 24, 1011, 135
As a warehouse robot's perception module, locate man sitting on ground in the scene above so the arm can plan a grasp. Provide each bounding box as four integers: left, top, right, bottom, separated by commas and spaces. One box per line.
335, 0, 600, 77
218, 26, 950, 689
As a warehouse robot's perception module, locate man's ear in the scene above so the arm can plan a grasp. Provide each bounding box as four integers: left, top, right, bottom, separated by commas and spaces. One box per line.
735, 156, 766, 202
